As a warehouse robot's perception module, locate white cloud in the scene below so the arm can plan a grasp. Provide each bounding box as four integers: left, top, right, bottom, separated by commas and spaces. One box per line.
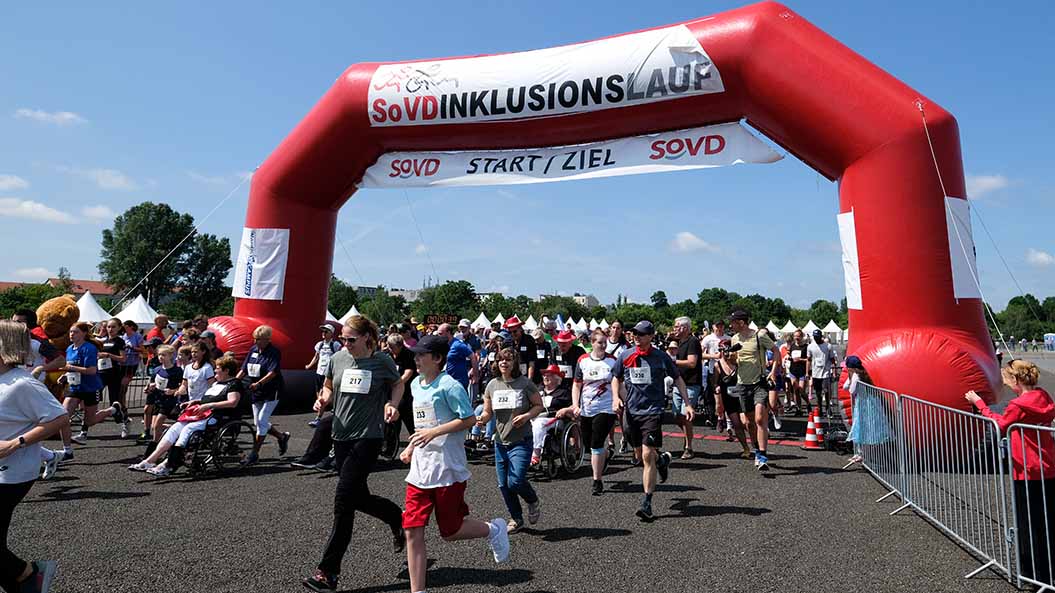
82, 204, 115, 222
13, 108, 86, 126
966, 174, 1009, 199
670, 231, 718, 253
1026, 248, 1054, 267
0, 197, 76, 224
414, 243, 428, 254
84, 168, 138, 191
187, 171, 229, 185
0, 175, 29, 191
12, 267, 50, 281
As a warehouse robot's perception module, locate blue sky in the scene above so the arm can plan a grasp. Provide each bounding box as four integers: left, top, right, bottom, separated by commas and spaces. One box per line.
1, 1, 1052, 310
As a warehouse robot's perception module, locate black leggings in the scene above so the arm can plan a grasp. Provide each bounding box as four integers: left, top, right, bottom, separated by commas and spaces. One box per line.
101, 368, 123, 406
0, 480, 35, 592
319, 438, 402, 575
302, 414, 334, 464
580, 414, 616, 451
1013, 478, 1055, 585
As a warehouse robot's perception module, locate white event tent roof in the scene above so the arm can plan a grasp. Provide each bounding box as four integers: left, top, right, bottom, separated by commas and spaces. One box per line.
765, 321, 781, 334
822, 319, 842, 333
589, 319, 599, 330
326, 309, 339, 323
492, 313, 506, 325
780, 320, 798, 334
471, 313, 490, 329
338, 305, 361, 324
748, 321, 758, 330
802, 320, 820, 334
599, 319, 609, 330
523, 315, 539, 331
76, 291, 111, 323
116, 295, 158, 326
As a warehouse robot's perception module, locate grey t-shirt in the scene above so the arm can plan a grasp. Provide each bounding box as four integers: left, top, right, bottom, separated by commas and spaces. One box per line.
0, 368, 66, 484
326, 349, 401, 441
484, 375, 539, 446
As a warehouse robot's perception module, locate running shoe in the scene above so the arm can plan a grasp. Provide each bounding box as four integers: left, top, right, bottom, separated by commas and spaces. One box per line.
290, 457, 318, 469
756, 453, 770, 472
41, 454, 59, 480
591, 480, 604, 496
302, 569, 338, 592
314, 457, 334, 472
772, 413, 782, 431
635, 499, 655, 522
128, 460, 156, 472
242, 451, 259, 466
22, 560, 56, 593
136, 431, 152, 443
657, 451, 671, 483
147, 464, 171, 477
277, 432, 291, 456
527, 499, 541, 525
680, 449, 694, 460
308, 418, 320, 428
506, 519, 523, 534
70, 432, 88, 445
111, 402, 126, 424
488, 518, 510, 563
120, 421, 130, 439
54, 449, 73, 463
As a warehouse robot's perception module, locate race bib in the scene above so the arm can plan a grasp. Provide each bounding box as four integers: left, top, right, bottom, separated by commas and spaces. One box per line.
413, 401, 438, 429
154, 374, 167, 391
97, 357, 113, 370
492, 389, 521, 410
204, 384, 225, 397
586, 364, 611, 381
542, 395, 554, 408
536, 349, 546, 359
792, 350, 802, 359
247, 363, 262, 378
519, 346, 528, 352
519, 363, 528, 375
629, 364, 651, 385
66, 371, 81, 386
558, 364, 572, 377
341, 368, 373, 394
487, 352, 496, 362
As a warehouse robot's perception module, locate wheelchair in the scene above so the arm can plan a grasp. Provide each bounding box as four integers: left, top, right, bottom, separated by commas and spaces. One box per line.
534, 416, 585, 479
182, 418, 257, 476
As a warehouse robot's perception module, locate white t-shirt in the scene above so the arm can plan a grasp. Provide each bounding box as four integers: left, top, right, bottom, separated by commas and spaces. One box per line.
808, 342, 835, 379
0, 368, 66, 484
183, 363, 215, 401
604, 339, 627, 358
314, 340, 340, 377
701, 333, 724, 373
574, 354, 616, 417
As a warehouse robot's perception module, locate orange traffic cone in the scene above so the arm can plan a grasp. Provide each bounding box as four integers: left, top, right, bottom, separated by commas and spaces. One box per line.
801, 408, 822, 450
814, 408, 826, 448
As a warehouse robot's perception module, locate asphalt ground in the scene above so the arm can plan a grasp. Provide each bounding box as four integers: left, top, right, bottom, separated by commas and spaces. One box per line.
12, 403, 1023, 593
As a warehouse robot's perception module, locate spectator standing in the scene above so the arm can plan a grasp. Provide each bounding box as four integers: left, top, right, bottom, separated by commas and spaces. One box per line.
237, 325, 289, 465
671, 317, 703, 458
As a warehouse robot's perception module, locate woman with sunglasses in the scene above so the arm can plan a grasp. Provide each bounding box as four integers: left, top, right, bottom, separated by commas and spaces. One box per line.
477, 347, 545, 533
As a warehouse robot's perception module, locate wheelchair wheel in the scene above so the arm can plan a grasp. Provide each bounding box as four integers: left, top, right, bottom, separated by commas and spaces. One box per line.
560, 422, 584, 474
185, 431, 209, 475
211, 421, 256, 472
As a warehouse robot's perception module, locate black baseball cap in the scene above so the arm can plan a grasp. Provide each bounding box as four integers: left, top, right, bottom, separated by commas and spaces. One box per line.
409, 334, 449, 357
812, 329, 824, 339
631, 320, 655, 335
728, 310, 750, 322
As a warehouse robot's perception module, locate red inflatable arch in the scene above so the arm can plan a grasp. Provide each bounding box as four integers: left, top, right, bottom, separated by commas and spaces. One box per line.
211, 1, 999, 408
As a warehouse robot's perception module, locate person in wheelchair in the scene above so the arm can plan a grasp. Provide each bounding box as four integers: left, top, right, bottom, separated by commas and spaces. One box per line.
128, 355, 243, 476
530, 365, 573, 467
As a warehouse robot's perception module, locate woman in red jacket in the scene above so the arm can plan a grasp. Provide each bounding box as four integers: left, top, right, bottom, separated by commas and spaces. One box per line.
966, 360, 1054, 586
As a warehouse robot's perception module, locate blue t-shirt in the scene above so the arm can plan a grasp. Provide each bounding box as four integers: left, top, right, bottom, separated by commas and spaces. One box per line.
66, 342, 103, 393
612, 346, 678, 416
123, 332, 144, 368
406, 372, 475, 488
464, 333, 481, 352
445, 337, 474, 389
241, 344, 283, 402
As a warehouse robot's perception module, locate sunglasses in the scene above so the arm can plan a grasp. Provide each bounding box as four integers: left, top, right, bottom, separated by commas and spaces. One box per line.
340, 336, 357, 344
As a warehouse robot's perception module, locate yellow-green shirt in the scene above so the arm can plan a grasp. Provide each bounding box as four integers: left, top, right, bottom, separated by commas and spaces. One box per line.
731, 331, 775, 385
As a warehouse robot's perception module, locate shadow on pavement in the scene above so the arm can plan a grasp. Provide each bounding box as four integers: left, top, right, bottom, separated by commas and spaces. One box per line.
345, 567, 535, 592
25, 485, 150, 503
661, 497, 771, 519
524, 526, 633, 542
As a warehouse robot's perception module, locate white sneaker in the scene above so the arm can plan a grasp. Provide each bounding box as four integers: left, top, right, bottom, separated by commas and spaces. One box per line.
128, 460, 156, 472
120, 421, 130, 439
41, 454, 59, 480
488, 518, 510, 563
54, 449, 73, 463
147, 463, 170, 477
70, 432, 88, 445
772, 413, 783, 431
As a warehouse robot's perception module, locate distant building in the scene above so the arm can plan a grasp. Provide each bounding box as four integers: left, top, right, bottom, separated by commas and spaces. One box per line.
0, 278, 115, 297
573, 293, 599, 308
388, 288, 421, 302
355, 286, 381, 299
536, 294, 558, 302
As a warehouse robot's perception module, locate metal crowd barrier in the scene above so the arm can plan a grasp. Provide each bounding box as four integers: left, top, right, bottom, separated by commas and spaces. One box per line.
1005, 423, 1055, 592
845, 382, 902, 503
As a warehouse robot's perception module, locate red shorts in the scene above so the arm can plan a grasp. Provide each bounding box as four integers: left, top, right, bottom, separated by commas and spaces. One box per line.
403, 481, 469, 538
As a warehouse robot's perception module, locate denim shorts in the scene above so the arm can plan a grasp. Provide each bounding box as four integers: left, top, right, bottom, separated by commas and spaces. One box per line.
672, 384, 701, 416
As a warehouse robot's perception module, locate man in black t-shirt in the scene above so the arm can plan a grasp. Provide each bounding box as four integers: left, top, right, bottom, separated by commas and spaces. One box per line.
672, 317, 703, 458
530, 328, 553, 386
553, 330, 586, 392
387, 333, 418, 438
503, 316, 538, 381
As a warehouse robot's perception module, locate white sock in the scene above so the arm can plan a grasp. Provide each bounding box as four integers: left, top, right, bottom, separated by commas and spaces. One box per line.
64, 446, 73, 453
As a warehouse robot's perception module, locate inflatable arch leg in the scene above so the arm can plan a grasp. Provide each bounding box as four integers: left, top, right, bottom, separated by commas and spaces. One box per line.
211, 1, 999, 408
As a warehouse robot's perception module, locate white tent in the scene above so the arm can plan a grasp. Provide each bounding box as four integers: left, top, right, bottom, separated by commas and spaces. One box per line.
576, 317, 589, 331
589, 318, 599, 330
338, 305, 361, 324
599, 319, 609, 330
765, 320, 781, 335
802, 320, 820, 334
780, 320, 798, 334
471, 312, 490, 329
326, 309, 339, 323
523, 315, 539, 331
748, 321, 758, 330
116, 295, 158, 326
822, 319, 842, 344
492, 313, 506, 326
76, 291, 111, 323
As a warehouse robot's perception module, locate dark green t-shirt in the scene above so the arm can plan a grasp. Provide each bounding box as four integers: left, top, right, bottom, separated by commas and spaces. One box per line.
326, 350, 401, 441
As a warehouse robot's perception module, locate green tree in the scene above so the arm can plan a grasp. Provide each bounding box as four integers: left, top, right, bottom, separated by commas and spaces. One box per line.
807, 299, 840, 327
609, 303, 658, 328
99, 202, 195, 306
411, 280, 480, 321
589, 305, 609, 322
650, 290, 669, 309
0, 284, 64, 319
696, 287, 739, 325
359, 291, 408, 327
327, 274, 359, 319
177, 233, 232, 315
480, 293, 515, 319
535, 295, 588, 323
56, 267, 74, 292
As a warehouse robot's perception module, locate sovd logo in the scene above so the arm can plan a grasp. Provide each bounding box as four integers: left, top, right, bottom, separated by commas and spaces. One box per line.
648, 135, 726, 160
389, 158, 440, 178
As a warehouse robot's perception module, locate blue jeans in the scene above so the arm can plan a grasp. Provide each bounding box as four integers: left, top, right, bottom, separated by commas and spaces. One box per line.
494, 437, 537, 524
471, 404, 495, 438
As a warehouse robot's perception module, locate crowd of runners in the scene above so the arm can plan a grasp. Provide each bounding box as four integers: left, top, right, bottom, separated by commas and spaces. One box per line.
1, 308, 844, 593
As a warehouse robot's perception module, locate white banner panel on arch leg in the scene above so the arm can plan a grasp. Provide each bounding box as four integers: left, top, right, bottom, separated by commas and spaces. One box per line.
232, 227, 290, 301
367, 24, 724, 127
360, 122, 780, 188
838, 210, 863, 310
945, 196, 981, 299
